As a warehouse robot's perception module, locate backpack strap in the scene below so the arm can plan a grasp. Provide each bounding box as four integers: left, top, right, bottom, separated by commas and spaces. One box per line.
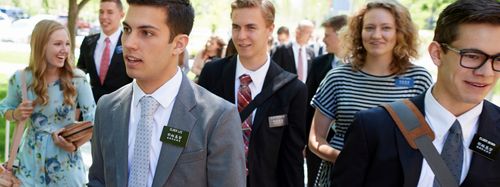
383, 99, 458, 187
239, 72, 297, 122
6, 71, 28, 170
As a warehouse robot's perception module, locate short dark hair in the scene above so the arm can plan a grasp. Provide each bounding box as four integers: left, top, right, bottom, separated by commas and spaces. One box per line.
322, 15, 347, 31
126, 0, 195, 42
434, 0, 500, 49
101, 0, 123, 10
277, 26, 289, 35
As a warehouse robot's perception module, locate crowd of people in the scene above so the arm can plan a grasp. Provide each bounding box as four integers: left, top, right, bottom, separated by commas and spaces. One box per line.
0, 0, 499, 186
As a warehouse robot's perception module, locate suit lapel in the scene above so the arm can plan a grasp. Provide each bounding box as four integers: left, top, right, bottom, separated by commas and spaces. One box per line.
106, 32, 123, 80
463, 101, 500, 184
111, 84, 133, 187
152, 74, 197, 187
88, 34, 100, 79
286, 44, 297, 73
397, 94, 426, 187
222, 56, 237, 104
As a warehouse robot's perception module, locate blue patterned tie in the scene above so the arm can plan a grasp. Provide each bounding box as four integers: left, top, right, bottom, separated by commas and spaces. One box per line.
434, 120, 463, 187
129, 96, 160, 187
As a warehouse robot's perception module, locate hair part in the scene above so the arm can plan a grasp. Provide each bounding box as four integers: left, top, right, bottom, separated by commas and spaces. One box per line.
342, 0, 419, 74
101, 0, 124, 10
126, 0, 195, 42
434, 0, 500, 52
322, 15, 348, 32
28, 20, 76, 106
231, 0, 275, 27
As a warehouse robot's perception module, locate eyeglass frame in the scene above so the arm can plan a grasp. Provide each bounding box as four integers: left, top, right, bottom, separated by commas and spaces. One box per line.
440, 43, 500, 72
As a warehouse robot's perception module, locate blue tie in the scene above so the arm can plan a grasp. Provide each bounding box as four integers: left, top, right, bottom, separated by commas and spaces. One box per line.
434, 120, 463, 187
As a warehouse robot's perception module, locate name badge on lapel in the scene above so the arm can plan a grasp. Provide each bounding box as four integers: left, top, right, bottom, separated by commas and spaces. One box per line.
469, 134, 498, 161
160, 126, 189, 147
115, 46, 123, 54
395, 77, 414, 87
268, 114, 287, 128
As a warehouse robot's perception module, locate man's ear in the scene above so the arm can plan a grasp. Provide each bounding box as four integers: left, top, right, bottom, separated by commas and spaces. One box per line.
428, 41, 443, 66
172, 34, 189, 55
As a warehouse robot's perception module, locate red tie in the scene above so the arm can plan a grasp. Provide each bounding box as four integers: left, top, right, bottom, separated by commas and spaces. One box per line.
99, 37, 111, 85
297, 47, 304, 81
237, 74, 253, 167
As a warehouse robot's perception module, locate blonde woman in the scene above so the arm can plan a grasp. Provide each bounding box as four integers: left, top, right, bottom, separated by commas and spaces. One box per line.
0, 20, 95, 186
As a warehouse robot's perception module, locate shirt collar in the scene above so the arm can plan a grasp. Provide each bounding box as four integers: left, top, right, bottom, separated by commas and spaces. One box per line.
235, 54, 270, 89
292, 41, 307, 49
132, 67, 183, 110
425, 86, 483, 141
99, 29, 121, 45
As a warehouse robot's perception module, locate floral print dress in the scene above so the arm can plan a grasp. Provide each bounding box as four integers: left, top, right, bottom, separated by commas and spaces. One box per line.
0, 69, 96, 187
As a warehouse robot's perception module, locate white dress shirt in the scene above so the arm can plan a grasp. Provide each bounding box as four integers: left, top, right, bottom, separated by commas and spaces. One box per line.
292, 42, 308, 82
128, 67, 182, 187
93, 29, 121, 76
417, 87, 483, 187
234, 54, 271, 120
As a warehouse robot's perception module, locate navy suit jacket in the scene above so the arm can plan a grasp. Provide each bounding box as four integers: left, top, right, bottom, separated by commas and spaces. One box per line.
332, 94, 500, 187
77, 32, 132, 102
198, 56, 308, 187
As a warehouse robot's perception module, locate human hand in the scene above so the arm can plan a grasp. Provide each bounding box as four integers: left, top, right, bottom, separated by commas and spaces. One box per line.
52, 129, 77, 153
13, 100, 34, 121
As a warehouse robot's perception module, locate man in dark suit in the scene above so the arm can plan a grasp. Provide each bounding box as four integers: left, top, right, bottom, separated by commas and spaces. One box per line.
77, 0, 132, 103
88, 0, 246, 186
198, 1, 307, 186
272, 20, 315, 82
333, 0, 500, 186
305, 15, 347, 187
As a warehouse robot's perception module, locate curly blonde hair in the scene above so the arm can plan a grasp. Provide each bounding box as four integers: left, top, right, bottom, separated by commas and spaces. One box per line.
342, 1, 418, 74
27, 20, 77, 106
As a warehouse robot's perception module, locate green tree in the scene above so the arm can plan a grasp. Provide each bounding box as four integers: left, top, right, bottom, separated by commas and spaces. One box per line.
67, 0, 90, 53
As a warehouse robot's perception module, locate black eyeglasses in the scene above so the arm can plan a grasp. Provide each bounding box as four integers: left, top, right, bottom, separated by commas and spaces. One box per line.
441, 43, 500, 72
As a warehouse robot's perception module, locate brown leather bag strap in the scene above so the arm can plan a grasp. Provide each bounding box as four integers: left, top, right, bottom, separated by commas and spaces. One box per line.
6, 71, 28, 170
383, 99, 458, 187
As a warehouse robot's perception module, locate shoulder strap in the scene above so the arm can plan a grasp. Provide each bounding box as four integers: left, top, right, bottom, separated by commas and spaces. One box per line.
239, 72, 296, 122
6, 71, 28, 170
383, 99, 458, 187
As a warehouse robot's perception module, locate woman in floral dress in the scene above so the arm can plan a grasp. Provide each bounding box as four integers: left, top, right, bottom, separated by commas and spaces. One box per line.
0, 20, 95, 186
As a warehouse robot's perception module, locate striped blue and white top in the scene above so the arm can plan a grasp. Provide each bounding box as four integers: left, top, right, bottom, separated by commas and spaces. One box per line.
311, 63, 433, 150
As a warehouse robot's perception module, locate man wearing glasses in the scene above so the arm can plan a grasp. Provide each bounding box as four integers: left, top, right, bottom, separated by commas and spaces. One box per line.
331, 0, 500, 186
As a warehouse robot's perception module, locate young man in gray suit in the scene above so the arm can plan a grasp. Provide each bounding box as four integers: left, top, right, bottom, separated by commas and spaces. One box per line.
88, 0, 246, 187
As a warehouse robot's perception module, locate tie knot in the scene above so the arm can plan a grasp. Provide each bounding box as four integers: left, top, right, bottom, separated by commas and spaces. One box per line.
140, 96, 160, 117
104, 37, 110, 44
449, 120, 463, 135
239, 74, 252, 86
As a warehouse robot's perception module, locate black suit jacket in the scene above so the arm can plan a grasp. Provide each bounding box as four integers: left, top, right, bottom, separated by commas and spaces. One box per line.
77, 32, 132, 102
198, 56, 308, 187
332, 94, 500, 187
271, 43, 315, 76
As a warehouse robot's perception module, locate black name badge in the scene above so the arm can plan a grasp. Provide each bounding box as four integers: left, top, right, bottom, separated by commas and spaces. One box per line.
160, 126, 189, 147
469, 134, 498, 161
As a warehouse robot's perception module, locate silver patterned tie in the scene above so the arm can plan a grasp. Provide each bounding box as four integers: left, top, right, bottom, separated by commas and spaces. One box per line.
434, 120, 463, 187
129, 96, 160, 187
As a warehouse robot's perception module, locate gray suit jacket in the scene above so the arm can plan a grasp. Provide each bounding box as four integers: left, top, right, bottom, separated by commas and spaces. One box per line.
88, 74, 246, 187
